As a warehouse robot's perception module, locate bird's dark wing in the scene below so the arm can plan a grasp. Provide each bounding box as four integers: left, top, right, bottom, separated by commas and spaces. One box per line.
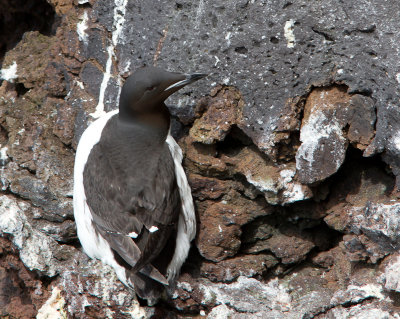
82, 117, 181, 280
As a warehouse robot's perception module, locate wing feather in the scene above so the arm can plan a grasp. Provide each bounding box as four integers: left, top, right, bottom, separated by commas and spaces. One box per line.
83, 117, 180, 275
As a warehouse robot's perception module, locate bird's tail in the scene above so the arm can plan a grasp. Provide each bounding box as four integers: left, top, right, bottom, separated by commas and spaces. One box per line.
129, 270, 167, 306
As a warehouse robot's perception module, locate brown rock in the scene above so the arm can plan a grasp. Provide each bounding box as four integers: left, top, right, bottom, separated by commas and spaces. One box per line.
242, 220, 315, 264
345, 95, 376, 150
312, 250, 335, 268
194, 183, 272, 263
324, 204, 352, 232
197, 201, 242, 262
341, 234, 388, 263
224, 146, 312, 205
182, 136, 228, 177
49, 0, 75, 15
0, 237, 50, 318
311, 246, 352, 291
271, 96, 304, 161
50, 98, 77, 145
2, 32, 56, 89
296, 86, 350, 184
44, 62, 68, 97
296, 86, 376, 184
188, 173, 235, 201
324, 159, 396, 264
200, 254, 278, 282
264, 230, 314, 264
328, 162, 394, 208
170, 274, 213, 313
189, 86, 244, 144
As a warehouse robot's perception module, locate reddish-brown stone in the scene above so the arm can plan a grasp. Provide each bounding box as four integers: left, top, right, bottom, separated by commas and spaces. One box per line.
182, 136, 229, 177
0, 237, 50, 318
200, 254, 278, 283
196, 201, 243, 262
189, 86, 244, 144
50, 98, 77, 145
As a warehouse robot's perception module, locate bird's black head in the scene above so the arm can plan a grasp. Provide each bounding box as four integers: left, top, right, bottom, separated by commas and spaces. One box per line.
119, 66, 207, 131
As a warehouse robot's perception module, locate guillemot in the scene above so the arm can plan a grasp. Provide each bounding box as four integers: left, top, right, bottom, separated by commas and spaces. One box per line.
73, 66, 206, 304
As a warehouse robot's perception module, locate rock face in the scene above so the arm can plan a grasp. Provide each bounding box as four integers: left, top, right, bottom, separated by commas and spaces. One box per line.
1, 0, 400, 318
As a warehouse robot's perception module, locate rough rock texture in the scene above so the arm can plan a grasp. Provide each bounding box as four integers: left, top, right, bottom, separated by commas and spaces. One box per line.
1, 0, 400, 318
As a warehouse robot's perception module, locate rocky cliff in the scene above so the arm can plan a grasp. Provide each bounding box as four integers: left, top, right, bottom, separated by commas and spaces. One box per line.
1, 0, 400, 318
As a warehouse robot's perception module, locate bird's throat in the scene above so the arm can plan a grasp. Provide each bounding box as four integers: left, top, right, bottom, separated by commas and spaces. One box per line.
118, 103, 171, 142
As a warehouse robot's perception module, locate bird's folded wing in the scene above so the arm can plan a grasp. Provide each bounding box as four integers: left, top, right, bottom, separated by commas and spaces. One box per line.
82, 140, 180, 274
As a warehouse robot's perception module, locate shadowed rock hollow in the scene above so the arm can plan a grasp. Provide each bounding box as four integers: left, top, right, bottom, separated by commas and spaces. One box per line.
1, 0, 400, 318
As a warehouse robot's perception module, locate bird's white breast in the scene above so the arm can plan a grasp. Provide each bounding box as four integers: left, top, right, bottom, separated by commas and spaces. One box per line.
73, 110, 128, 284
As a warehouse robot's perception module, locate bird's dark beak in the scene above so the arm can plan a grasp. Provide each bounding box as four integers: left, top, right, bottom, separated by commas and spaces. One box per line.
162, 73, 208, 97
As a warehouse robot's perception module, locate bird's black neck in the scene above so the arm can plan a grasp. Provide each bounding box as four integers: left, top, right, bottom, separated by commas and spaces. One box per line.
118, 102, 171, 143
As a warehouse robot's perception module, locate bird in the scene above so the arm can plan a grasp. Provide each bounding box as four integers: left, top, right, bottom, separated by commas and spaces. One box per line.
73, 66, 206, 304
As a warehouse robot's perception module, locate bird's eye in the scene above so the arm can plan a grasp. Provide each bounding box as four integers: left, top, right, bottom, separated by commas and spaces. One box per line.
146, 86, 156, 91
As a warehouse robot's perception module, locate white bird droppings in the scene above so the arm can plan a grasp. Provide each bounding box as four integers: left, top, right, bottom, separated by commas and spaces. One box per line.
284, 19, 296, 48
77, 11, 89, 44
0, 146, 8, 162
393, 131, 400, 151
36, 286, 67, 319
90, 0, 128, 119
0, 61, 18, 82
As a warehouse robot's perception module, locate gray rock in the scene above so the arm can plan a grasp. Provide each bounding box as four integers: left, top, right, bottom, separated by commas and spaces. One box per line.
80, 62, 104, 100
0, 195, 71, 277
383, 255, 400, 293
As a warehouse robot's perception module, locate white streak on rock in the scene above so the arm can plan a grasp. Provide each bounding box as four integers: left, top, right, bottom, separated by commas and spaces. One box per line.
296, 109, 344, 171
121, 60, 131, 74
177, 281, 193, 292
91, 46, 113, 119
393, 131, 400, 151
199, 276, 291, 313
0, 146, 8, 162
279, 169, 310, 204
331, 283, 385, 305
225, 32, 232, 46
284, 19, 296, 48
352, 202, 400, 240
0, 61, 18, 82
331, 306, 392, 319
77, 11, 89, 44
207, 304, 234, 319
90, 0, 128, 119
245, 173, 275, 193
1, 146, 9, 190
384, 255, 400, 292
195, 0, 205, 28
37, 286, 67, 319
76, 80, 85, 90
0, 195, 60, 276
